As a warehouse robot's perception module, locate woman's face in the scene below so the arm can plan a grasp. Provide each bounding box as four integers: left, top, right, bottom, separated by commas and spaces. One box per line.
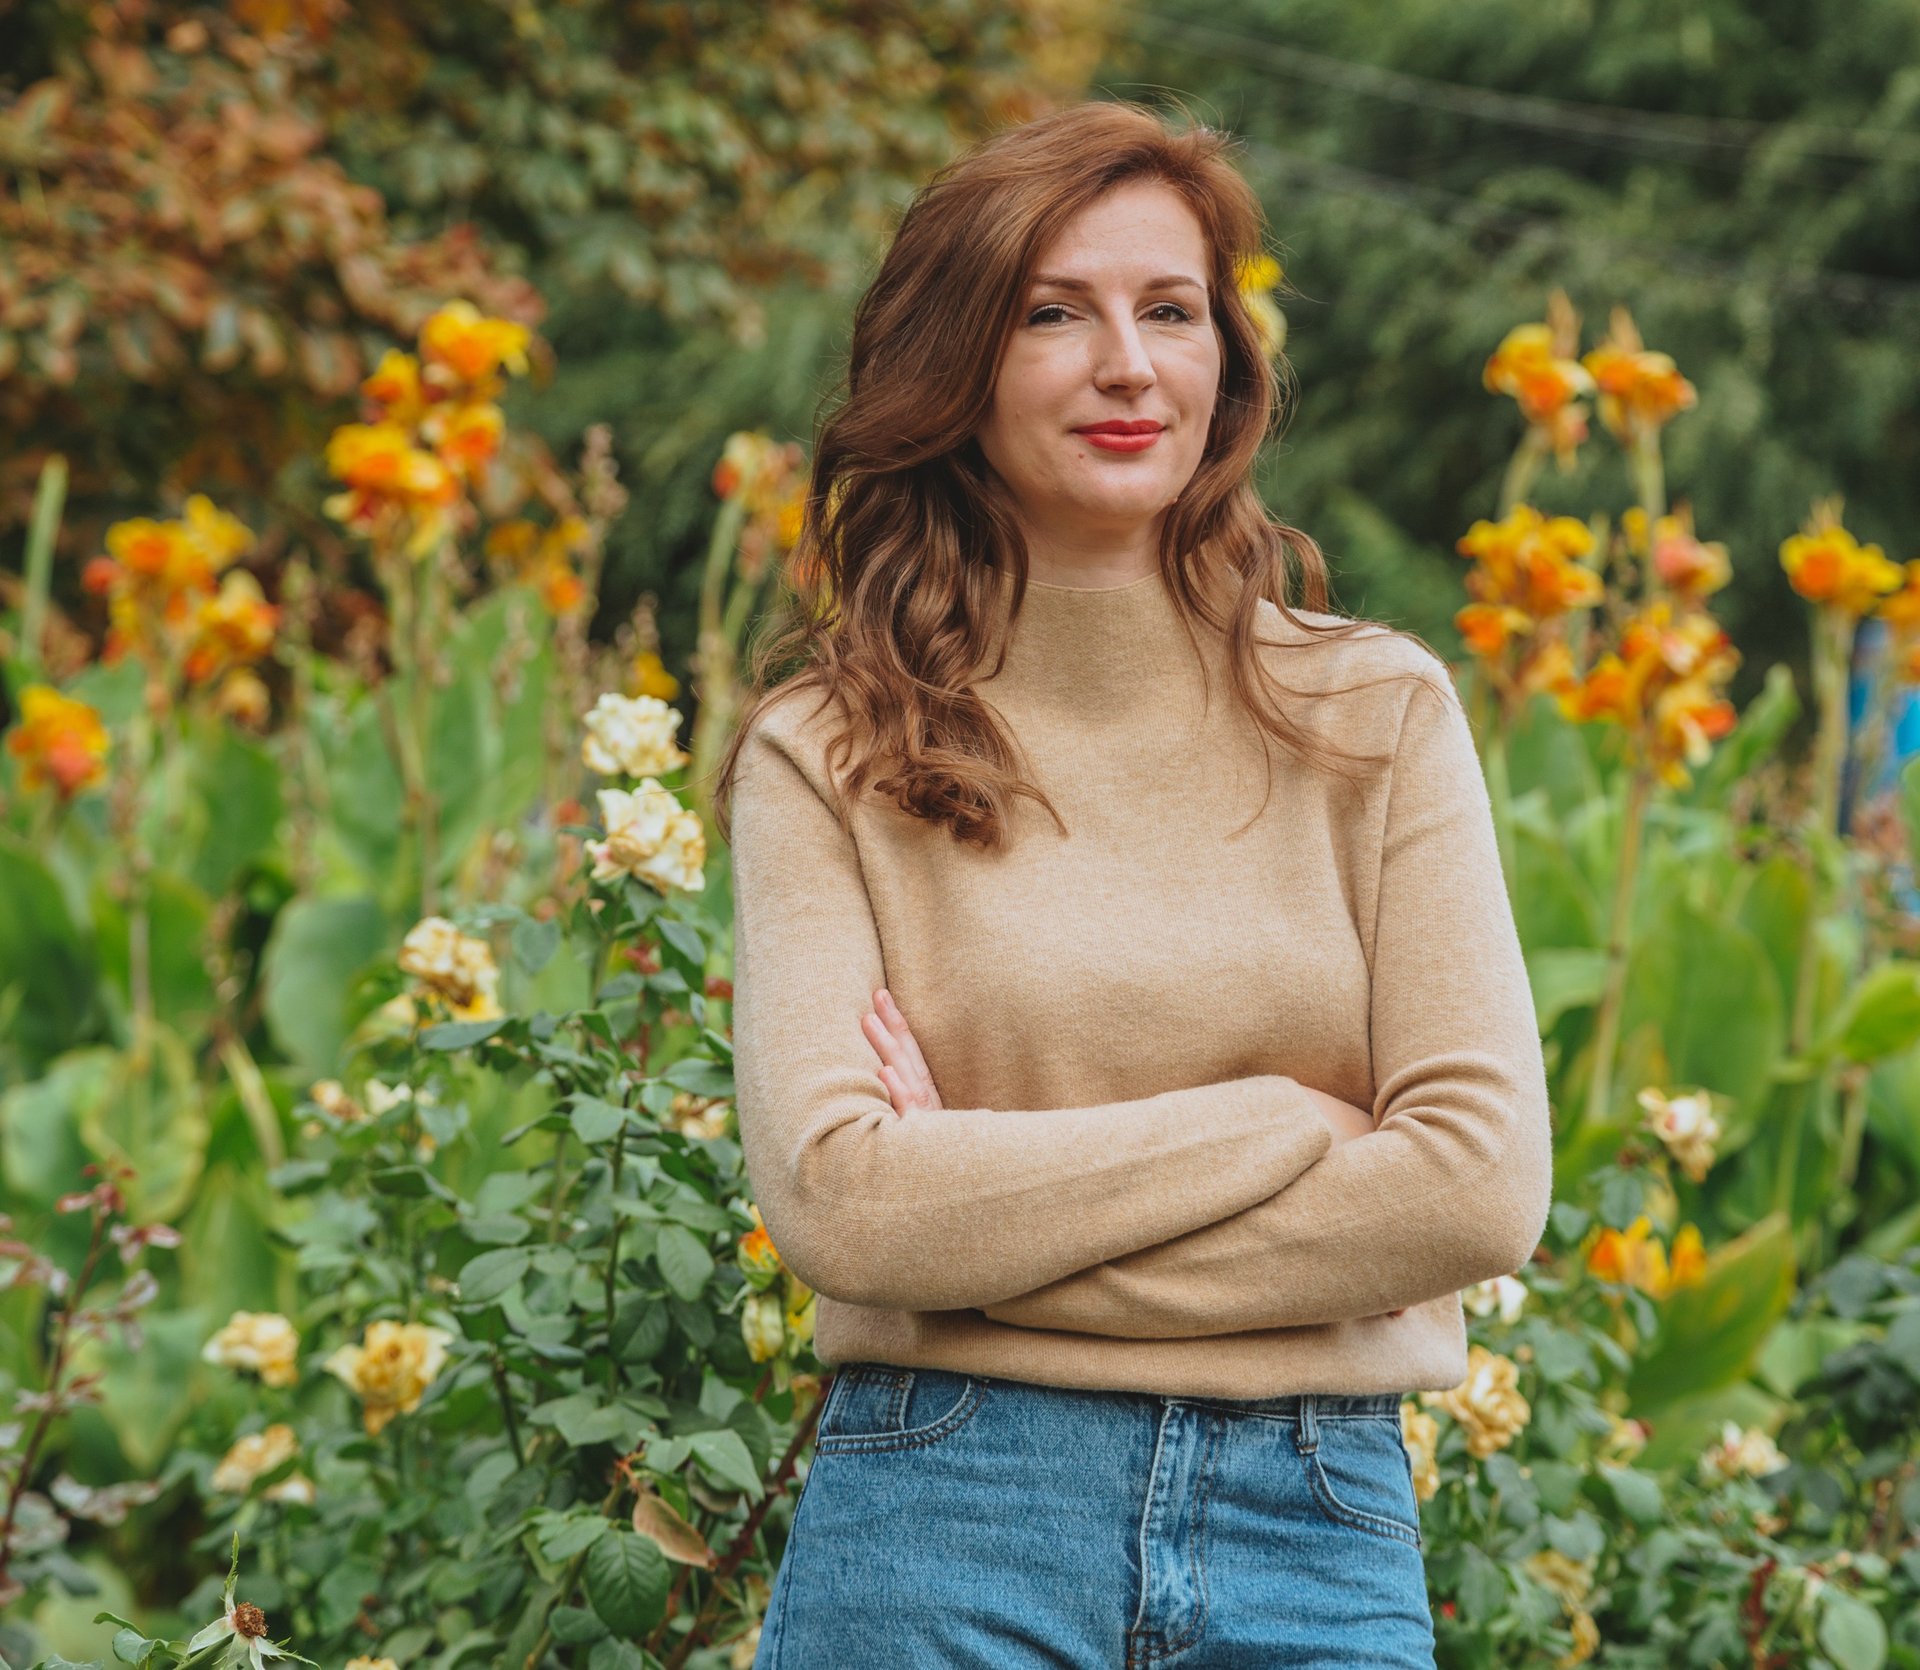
975, 179, 1223, 558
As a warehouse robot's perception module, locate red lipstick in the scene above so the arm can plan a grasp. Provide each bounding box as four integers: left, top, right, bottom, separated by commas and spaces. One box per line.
1073, 419, 1164, 454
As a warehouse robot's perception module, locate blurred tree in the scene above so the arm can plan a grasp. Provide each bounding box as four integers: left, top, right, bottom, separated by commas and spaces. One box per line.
0, 0, 1107, 668
1098, 0, 1920, 698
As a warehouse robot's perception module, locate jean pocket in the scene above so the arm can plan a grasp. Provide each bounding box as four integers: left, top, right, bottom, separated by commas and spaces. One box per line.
1300, 1414, 1425, 1549
812, 1363, 987, 1455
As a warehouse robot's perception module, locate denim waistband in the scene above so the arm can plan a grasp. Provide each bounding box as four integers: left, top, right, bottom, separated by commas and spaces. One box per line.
890, 1368, 1404, 1422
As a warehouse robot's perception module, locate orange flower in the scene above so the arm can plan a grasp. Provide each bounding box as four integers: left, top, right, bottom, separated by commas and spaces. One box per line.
1580, 307, 1696, 445
1876, 559, 1920, 633
1623, 504, 1732, 602
1780, 498, 1902, 617
6, 684, 111, 799
419, 300, 531, 387
1482, 292, 1593, 467
425, 401, 506, 481
361, 347, 428, 428
1557, 599, 1740, 787
1585, 1215, 1708, 1299
183, 570, 279, 685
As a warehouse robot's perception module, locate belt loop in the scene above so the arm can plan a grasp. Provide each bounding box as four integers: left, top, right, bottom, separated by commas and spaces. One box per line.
1296, 1392, 1319, 1453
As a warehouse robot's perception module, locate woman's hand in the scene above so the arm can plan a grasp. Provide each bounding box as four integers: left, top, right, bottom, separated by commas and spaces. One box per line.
863, 987, 944, 1115
861, 989, 1405, 1316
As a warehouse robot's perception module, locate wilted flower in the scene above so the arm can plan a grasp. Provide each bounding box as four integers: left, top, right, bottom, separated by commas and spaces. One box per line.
1461, 1273, 1529, 1325
186, 1532, 316, 1668
586, 781, 707, 894
398, 916, 503, 1021
214, 668, 273, 728
202, 1311, 300, 1388
324, 1319, 454, 1436
211, 1425, 313, 1504
672, 1091, 733, 1140
309, 1079, 365, 1122
628, 648, 680, 702
1400, 1401, 1441, 1502
5, 684, 111, 800
1524, 1547, 1596, 1607
581, 692, 691, 779
783, 1276, 817, 1349
1636, 1086, 1723, 1182
1423, 1343, 1530, 1459
1700, 1419, 1788, 1482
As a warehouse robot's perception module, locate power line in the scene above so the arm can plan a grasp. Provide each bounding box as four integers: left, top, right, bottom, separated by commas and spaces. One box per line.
1114, 5, 1920, 169
1236, 136, 1920, 318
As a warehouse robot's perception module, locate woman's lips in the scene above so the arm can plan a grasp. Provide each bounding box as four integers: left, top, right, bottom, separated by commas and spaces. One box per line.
1074, 426, 1163, 453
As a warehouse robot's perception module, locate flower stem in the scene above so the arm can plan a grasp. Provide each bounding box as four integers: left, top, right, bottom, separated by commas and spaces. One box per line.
1584, 763, 1655, 1131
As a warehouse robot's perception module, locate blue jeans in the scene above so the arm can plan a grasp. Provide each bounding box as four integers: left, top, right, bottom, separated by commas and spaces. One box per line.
755, 1364, 1437, 1668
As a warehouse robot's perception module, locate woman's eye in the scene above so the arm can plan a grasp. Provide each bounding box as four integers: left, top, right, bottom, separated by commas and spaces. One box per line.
1025, 302, 1197, 326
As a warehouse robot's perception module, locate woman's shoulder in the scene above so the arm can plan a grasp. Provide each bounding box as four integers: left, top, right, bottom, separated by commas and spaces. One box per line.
1249, 596, 1457, 706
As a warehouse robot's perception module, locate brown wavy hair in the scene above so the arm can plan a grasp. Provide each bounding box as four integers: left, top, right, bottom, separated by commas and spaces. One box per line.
711, 96, 1441, 853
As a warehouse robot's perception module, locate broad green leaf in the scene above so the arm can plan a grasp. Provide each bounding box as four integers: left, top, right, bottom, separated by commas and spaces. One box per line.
1819, 1589, 1888, 1670
458, 1248, 531, 1304
1823, 961, 1920, 1063
1627, 1213, 1796, 1416
260, 893, 388, 1077
584, 1528, 670, 1638
0, 830, 98, 1066
688, 1428, 763, 1500
571, 1096, 631, 1143
654, 1224, 713, 1300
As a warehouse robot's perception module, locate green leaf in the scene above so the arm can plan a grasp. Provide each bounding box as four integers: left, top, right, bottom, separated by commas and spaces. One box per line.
1818, 1589, 1888, 1670
584, 1528, 670, 1638
550, 1605, 609, 1645
533, 1509, 612, 1561
688, 1428, 764, 1500
421, 1016, 510, 1051
1524, 947, 1608, 1032
571, 1096, 631, 1143
260, 893, 388, 1077
1628, 1213, 1797, 1416
1455, 1545, 1506, 1623
589, 1639, 648, 1670
1596, 1463, 1663, 1526
654, 1224, 713, 1301
0, 831, 98, 1066
458, 1248, 532, 1304
513, 914, 561, 973
655, 917, 706, 970
1823, 961, 1920, 1064
661, 1056, 733, 1100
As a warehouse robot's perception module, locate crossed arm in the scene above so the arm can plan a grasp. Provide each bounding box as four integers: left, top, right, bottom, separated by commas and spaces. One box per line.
977, 671, 1554, 1336
725, 702, 1336, 1315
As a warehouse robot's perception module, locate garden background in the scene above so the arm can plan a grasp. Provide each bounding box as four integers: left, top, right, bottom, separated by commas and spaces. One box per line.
4, 2, 1920, 1666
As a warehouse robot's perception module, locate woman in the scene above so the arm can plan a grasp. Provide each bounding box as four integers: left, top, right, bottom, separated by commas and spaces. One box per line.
714, 98, 1552, 1669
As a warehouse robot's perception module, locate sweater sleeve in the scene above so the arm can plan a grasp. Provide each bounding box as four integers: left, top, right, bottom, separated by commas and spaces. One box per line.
726, 699, 1335, 1314
980, 668, 1554, 1337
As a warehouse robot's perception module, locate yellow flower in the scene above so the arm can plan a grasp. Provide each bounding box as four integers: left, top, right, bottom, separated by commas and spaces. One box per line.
737, 1203, 785, 1290
214, 668, 272, 729
1585, 1214, 1707, 1299
398, 916, 503, 1022
185, 570, 279, 685
6, 684, 111, 800
419, 299, 532, 386
211, 1424, 312, 1500
1597, 1410, 1651, 1465
586, 782, 707, 894
783, 1276, 817, 1350
1400, 1401, 1441, 1502
1461, 1273, 1528, 1324
202, 1311, 300, 1388
628, 649, 681, 702
1700, 1419, 1787, 1482
1637, 504, 1733, 601
580, 692, 691, 779
740, 1292, 785, 1363
1423, 1343, 1530, 1459
672, 1091, 732, 1140
346, 1659, 401, 1670
1234, 253, 1287, 359
360, 348, 427, 428
324, 1320, 454, 1436
1580, 305, 1696, 445
1558, 1606, 1600, 1668
1637, 1086, 1722, 1182
1779, 497, 1902, 617
1525, 1547, 1596, 1608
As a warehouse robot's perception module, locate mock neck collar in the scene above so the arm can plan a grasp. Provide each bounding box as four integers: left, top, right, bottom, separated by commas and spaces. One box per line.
973, 561, 1233, 718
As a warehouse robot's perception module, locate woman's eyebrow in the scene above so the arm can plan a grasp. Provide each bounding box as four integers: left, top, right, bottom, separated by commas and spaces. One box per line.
1029, 273, 1207, 294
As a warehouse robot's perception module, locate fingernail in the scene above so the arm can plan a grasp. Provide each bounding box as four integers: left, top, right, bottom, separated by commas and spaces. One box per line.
880, 989, 895, 1010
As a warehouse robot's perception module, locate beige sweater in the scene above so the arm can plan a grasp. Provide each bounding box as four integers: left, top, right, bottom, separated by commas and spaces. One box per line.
726, 563, 1553, 1398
